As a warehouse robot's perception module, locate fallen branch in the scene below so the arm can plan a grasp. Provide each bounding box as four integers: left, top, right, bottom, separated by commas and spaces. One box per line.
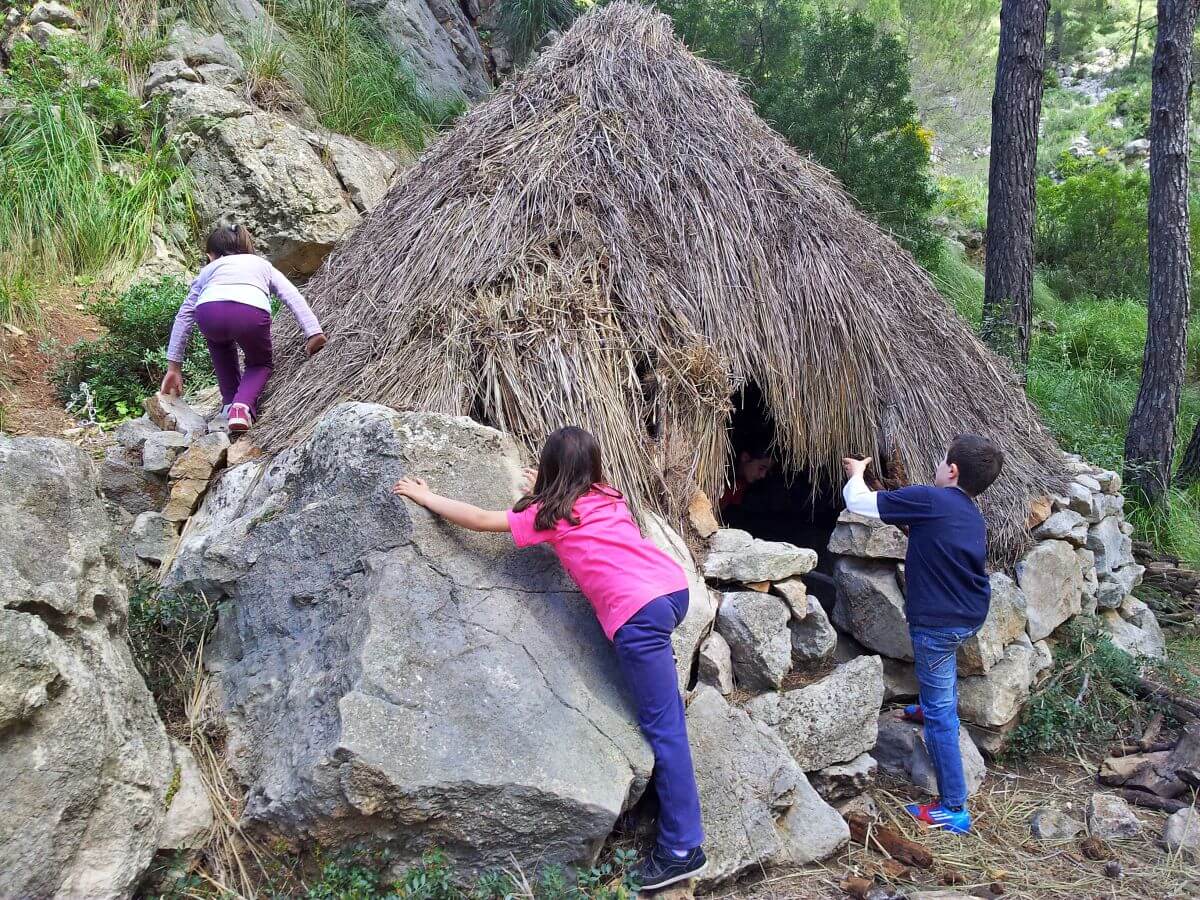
1113, 788, 1190, 813
1134, 677, 1200, 720
1140, 712, 1165, 750
846, 814, 934, 869
1108, 740, 1176, 757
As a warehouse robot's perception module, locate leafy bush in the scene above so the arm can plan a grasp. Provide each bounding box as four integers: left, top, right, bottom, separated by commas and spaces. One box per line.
1035, 156, 1158, 299
54, 277, 213, 421
933, 175, 987, 235
1007, 618, 1200, 759
126, 579, 215, 724
264, 0, 465, 152
0, 39, 190, 288
498, 0, 581, 64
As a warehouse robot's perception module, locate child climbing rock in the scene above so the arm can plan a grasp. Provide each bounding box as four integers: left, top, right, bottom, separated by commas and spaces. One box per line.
841, 435, 1004, 836
392, 426, 708, 890
160, 224, 327, 432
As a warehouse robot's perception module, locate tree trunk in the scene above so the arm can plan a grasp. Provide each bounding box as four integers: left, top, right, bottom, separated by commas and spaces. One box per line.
1127, 0, 1200, 500
982, 0, 1050, 368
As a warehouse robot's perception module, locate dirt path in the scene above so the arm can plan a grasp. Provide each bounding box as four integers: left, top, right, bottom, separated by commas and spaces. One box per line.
1, 285, 98, 436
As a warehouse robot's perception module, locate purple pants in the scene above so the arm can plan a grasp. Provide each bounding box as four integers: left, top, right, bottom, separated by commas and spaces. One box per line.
613, 588, 705, 852
195, 301, 273, 418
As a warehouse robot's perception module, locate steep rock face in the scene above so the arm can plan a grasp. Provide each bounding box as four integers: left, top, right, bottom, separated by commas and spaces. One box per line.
0, 437, 171, 900
165, 404, 667, 872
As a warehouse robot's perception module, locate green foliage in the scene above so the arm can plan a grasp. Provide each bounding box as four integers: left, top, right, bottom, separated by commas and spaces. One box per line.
498, 0, 582, 64
1007, 617, 1200, 759
262, 0, 465, 152
54, 277, 213, 422
932, 174, 987, 234
0, 38, 190, 287
659, 1, 936, 256
0, 272, 41, 332
126, 579, 215, 723
1038, 59, 1151, 172
1034, 156, 1166, 299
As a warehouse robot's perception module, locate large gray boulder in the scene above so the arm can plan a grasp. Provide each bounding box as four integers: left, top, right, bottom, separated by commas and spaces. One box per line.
832, 557, 912, 660
957, 573, 1028, 675
745, 655, 884, 771
957, 637, 1050, 727
164, 404, 656, 873
1086, 516, 1135, 576
1017, 539, 1083, 641
714, 591, 792, 692
789, 593, 837, 666
0, 437, 172, 899
687, 686, 848, 886
1100, 597, 1166, 659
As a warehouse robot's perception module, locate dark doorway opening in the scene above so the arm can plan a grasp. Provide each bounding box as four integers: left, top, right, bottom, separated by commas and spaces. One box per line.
719, 384, 843, 607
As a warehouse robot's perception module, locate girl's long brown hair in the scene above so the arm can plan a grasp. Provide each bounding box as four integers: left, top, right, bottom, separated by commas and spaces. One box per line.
514, 426, 612, 531
206, 223, 255, 258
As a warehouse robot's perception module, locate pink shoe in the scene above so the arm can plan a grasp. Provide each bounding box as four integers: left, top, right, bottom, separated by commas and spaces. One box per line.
228, 403, 253, 433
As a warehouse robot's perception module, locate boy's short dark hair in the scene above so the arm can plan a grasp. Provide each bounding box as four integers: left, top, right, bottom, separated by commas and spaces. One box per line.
948, 434, 1004, 497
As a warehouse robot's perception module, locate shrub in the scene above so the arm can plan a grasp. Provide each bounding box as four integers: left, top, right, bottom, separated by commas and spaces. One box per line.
126, 579, 215, 725
265, 0, 466, 152
54, 277, 213, 421
0, 38, 190, 287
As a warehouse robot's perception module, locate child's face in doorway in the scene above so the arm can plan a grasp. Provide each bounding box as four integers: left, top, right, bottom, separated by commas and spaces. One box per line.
738, 453, 773, 484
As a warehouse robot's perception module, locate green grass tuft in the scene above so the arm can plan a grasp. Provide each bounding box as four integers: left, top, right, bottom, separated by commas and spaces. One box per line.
497, 0, 581, 64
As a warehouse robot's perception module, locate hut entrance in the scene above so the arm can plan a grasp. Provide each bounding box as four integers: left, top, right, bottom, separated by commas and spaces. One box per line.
721, 385, 842, 602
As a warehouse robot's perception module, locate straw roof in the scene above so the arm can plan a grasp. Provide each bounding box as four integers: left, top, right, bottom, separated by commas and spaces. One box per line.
260, 2, 1066, 564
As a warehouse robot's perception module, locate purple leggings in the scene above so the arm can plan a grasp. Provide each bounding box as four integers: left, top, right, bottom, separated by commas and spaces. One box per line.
195, 301, 273, 418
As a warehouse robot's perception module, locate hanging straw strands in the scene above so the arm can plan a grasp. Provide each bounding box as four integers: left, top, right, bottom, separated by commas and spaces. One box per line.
259, 2, 1066, 565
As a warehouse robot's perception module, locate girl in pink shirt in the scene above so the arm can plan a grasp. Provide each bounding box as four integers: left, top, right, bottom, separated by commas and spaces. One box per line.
392, 426, 707, 890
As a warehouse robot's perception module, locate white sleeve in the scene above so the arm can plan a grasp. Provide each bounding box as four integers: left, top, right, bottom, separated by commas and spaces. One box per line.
842, 473, 881, 519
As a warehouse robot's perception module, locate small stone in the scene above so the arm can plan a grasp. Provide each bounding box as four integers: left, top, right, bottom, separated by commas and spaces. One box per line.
1087, 516, 1134, 576
131, 511, 178, 565
703, 529, 817, 583
113, 415, 160, 451
1098, 470, 1121, 494
1161, 807, 1200, 861
1026, 496, 1052, 528
687, 490, 719, 539
827, 510, 907, 560
771, 576, 808, 619
697, 631, 734, 695
1103, 861, 1123, 879
714, 591, 792, 692
144, 392, 208, 438
1066, 482, 1099, 521
169, 431, 230, 482
1030, 806, 1084, 840
161, 478, 209, 523
789, 595, 837, 667
1085, 793, 1142, 840
809, 753, 877, 804
1080, 835, 1114, 860
1074, 473, 1103, 493
142, 431, 191, 475
159, 739, 214, 850
226, 438, 263, 468
1032, 509, 1088, 547
1098, 752, 1169, 786
27, 1, 81, 27
29, 20, 74, 48
835, 793, 879, 821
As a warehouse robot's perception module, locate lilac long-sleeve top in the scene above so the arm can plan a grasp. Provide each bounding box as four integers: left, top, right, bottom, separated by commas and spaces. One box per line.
166, 254, 322, 363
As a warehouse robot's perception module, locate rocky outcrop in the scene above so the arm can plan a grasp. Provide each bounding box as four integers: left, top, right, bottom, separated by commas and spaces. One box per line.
0, 436, 172, 899
165, 404, 664, 873
687, 686, 848, 886
146, 22, 402, 276
832, 557, 912, 660
745, 655, 883, 771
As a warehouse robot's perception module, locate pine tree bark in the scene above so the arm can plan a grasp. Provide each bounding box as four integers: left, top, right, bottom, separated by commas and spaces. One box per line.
982, 0, 1050, 369
1128, 0, 1200, 498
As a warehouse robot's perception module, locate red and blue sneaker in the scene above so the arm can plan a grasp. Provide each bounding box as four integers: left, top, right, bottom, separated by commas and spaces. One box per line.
904, 801, 971, 835
901, 703, 924, 723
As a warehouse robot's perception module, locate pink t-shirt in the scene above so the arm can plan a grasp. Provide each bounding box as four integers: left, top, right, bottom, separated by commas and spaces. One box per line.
507, 486, 688, 640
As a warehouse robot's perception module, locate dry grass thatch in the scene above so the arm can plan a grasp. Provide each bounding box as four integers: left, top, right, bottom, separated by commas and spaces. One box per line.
259, 2, 1066, 564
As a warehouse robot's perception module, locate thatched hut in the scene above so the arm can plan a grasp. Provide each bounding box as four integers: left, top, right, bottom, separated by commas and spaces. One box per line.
261, 2, 1065, 564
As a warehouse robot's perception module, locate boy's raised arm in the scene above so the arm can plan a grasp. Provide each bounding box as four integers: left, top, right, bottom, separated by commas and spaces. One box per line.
842, 456, 881, 519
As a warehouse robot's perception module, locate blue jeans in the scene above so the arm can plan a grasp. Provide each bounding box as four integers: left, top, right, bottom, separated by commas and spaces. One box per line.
612, 589, 704, 851
910, 624, 979, 808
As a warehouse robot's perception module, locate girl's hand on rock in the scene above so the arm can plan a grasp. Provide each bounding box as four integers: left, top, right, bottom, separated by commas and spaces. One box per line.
521, 467, 538, 492
305, 334, 328, 356
160, 364, 183, 397
392, 477, 431, 504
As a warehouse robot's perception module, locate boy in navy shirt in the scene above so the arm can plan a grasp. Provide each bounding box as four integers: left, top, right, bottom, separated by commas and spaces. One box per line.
842, 434, 1004, 835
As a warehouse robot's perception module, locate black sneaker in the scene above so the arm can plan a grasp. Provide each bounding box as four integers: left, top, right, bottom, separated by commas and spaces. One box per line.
633, 845, 708, 891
